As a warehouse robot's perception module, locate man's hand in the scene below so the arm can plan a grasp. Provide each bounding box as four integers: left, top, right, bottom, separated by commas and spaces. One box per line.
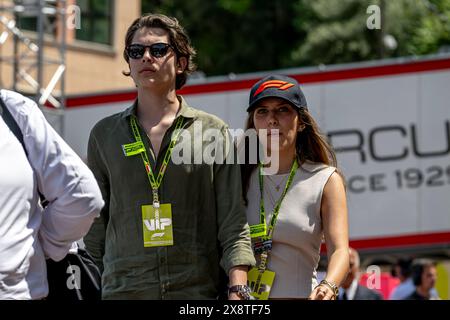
228, 292, 241, 300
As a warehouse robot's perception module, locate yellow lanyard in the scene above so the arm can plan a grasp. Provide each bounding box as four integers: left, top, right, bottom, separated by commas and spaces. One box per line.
129, 116, 184, 206
258, 159, 298, 240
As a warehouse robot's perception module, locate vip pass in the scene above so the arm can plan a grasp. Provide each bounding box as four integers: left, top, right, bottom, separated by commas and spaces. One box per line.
122, 116, 184, 247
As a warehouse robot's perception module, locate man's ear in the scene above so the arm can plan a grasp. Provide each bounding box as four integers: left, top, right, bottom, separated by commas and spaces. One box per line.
176, 57, 187, 74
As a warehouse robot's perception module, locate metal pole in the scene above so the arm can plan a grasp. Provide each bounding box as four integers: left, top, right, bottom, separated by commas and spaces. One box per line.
36, 0, 45, 102
60, 0, 67, 138
379, 0, 386, 59
12, 10, 19, 92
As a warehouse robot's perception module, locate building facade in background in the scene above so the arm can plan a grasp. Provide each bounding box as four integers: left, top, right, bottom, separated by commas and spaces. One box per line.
0, 0, 140, 95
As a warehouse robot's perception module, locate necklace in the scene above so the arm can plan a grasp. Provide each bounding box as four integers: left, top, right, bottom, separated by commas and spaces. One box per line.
263, 174, 288, 223
266, 174, 289, 192
265, 185, 277, 207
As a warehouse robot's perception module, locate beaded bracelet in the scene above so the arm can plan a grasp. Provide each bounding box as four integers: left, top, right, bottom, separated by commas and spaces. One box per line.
318, 279, 339, 299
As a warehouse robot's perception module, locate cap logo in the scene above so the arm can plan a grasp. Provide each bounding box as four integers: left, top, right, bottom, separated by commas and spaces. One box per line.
253, 80, 295, 97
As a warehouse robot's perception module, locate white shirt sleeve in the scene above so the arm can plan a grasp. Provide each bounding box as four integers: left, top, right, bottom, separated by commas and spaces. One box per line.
3, 90, 104, 261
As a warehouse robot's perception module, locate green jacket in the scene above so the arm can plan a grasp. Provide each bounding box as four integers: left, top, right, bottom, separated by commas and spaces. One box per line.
84, 96, 255, 299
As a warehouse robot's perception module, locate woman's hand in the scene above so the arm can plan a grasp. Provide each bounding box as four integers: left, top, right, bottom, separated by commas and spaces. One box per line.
309, 283, 336, 300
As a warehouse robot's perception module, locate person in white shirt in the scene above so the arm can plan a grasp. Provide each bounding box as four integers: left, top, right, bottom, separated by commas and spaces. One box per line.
0, 89, 104, 300
389, 258, 414, 300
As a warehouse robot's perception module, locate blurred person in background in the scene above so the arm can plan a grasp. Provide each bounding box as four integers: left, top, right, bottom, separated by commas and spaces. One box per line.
389, 257, 414, 300
406, 259, 440, 300
389, 257, 439, 300
338, 247, 383, 300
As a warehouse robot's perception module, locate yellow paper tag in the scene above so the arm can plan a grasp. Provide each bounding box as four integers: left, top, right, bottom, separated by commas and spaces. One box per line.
122, 141, 145, 156
247, 267, 276, 300
142, 203, 173, 247
249, 223, 267, 238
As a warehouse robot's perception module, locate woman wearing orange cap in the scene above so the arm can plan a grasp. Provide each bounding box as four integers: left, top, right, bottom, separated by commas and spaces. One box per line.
242, 74, 349, 300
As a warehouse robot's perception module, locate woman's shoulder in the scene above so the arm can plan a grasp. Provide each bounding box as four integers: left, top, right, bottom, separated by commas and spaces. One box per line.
300, 160, 336, 173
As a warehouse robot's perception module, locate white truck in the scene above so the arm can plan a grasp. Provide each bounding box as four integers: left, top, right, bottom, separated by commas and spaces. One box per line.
58, 54, 450, 266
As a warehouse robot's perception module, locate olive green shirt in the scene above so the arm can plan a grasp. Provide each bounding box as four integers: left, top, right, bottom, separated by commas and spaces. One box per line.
84, 96, 255, 300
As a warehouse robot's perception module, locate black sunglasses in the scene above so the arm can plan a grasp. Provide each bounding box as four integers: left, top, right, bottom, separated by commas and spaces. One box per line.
126, 43, 174, 59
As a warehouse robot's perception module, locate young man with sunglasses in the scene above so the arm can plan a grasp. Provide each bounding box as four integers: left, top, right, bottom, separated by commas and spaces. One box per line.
84, 13, 255, 300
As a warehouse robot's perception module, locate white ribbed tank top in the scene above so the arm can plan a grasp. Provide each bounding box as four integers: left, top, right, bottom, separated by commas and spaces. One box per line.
245, 161, 336, 298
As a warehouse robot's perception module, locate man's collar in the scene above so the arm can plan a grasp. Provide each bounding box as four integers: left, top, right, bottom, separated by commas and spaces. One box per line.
122, 95, 196, 120
176, 96, 196, 119
121, 99, 137, 119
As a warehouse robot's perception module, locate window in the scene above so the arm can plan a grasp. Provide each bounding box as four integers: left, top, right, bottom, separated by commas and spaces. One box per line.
76, 0, 113, 45
14, 0, 113, 46
15, 0, 56, 35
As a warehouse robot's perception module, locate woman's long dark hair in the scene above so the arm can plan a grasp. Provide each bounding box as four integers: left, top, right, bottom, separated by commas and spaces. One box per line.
241, 106, 342, 205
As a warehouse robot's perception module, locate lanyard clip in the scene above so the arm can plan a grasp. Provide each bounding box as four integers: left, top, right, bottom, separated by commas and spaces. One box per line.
152, 189, 160, 208
258, 252, 268, 272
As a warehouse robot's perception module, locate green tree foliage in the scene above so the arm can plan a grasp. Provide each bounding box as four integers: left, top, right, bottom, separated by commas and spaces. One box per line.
142, 0, 303, 75
410, 0, 450, 54
291, 0, 377, 66
290, 0, 450, 65
141, 0, 450, 75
